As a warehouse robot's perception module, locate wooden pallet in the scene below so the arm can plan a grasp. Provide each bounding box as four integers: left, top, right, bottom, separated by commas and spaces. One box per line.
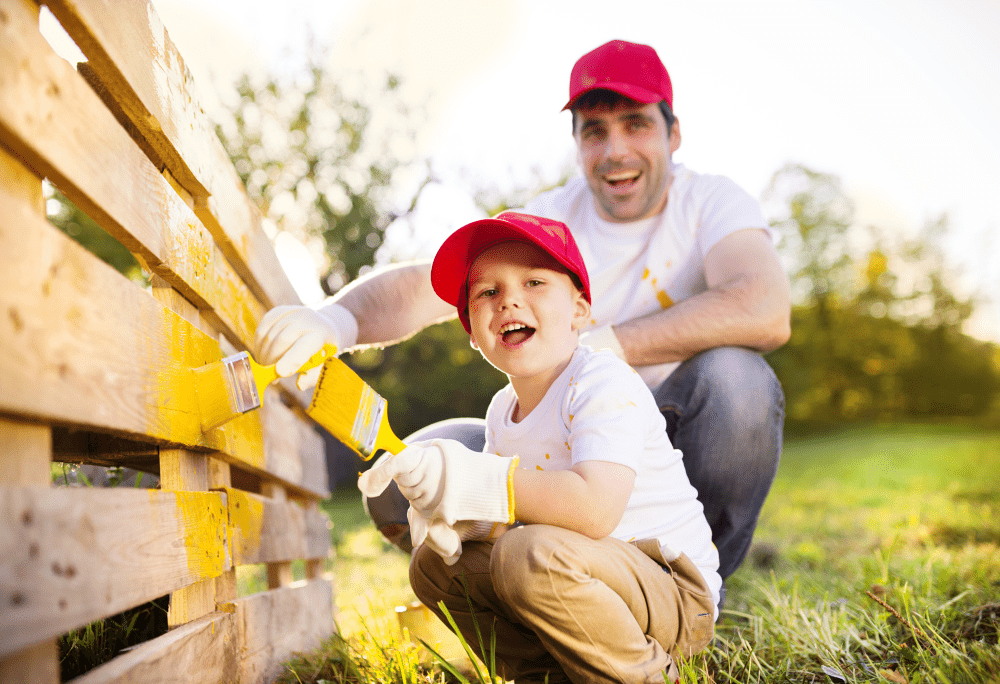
0, 0, 335, 681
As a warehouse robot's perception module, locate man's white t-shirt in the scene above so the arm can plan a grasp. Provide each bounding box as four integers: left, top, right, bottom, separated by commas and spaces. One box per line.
523, 163, 771, 390
484, 345, 722, 610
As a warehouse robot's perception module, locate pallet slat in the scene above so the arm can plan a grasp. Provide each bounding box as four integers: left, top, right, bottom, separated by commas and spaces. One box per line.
66, 611, 238, 684
0, 0, 266, 350
0, 196, 326, 497
226, 488, 331, 566
232, 579, 334, 684
0, 487, 228, 657
43, 0, 302, 311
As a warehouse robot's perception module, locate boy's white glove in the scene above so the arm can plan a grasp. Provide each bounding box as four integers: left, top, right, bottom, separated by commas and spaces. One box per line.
408, 508, 506, 565
357, 439, 517, 526
254, 302, 358, 389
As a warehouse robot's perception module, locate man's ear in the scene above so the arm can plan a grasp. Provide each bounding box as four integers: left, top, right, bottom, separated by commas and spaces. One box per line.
669, 117, 682, 154
571, 293, 592, 331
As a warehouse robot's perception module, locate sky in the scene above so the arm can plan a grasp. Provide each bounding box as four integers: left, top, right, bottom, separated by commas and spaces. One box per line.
42, 0, 1000, 342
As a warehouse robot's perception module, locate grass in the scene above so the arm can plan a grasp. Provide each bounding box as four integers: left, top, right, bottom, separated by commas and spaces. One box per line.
278, 423, 1000, 683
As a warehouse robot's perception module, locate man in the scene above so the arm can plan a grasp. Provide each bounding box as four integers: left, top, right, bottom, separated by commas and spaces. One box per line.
255, 40, 791, 592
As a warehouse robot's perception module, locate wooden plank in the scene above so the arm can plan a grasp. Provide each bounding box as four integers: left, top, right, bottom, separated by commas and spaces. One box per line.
0, 0, 267, 351
231, 579, 334, 684
0, 486, 228, 657
66, 611, 238, 684
262, 389, 329, 498
226, 488, 329, 566
161, 449, 219, 627
0, 199, 326, 497
0, 418, 51, 487
0, 640, 59, 684
43, 0, 302, 311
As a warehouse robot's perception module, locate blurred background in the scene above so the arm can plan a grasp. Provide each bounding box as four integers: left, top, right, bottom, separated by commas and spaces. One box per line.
40, 0, 1000, 485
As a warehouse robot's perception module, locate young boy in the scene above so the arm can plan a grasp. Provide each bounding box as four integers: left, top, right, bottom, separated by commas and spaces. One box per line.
359, 212, 720, 683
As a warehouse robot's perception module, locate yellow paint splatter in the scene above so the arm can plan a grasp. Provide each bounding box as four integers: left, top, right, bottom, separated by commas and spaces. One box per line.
642, 268, 649, 279
656, 290, 673, 308
536, 465, 544, 471
171, 490, 227, 578
544, 453, 550, 459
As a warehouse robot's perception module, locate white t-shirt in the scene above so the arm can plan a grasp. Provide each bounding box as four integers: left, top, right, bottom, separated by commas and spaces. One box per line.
523, 163, 771, 390
483, 345, 722, 608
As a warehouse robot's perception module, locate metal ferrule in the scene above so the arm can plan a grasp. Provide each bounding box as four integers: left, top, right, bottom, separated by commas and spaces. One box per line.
352, 385, 385, 458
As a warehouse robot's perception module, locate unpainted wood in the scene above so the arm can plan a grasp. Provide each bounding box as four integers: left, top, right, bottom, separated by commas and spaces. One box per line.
225, 487, 329, 566
0, 199, 327, 497
42, 0, 302, 311
65, 611, 238, 684
0, 486, 227, 657
0, 0, 267, 350
0, 640, 59, 684
232, 579, 334, 684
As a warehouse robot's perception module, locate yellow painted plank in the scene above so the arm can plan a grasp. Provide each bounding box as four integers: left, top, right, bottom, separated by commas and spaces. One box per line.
0, 487, 228, 657
0, 0, 266, 350
0, 195, 326, 496
230, 579, 334, 684
226, 488, 330, 566
66, 611, 238, 684
43, 0, 302, 310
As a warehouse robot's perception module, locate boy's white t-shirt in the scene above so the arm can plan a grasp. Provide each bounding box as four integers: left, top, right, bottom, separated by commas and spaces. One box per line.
523, 163, 771, 390
483, 345, 722, 609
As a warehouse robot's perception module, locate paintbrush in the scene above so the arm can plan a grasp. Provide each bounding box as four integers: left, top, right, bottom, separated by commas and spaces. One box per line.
306, 356, 406, 460
194, 344, 337, 431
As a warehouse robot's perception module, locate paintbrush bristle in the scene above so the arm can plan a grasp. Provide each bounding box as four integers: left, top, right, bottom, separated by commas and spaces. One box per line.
307, 357, 404, 459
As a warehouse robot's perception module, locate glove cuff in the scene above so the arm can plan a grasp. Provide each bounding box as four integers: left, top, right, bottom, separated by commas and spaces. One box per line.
436, 439, 516, 525
316, 301, 359, 352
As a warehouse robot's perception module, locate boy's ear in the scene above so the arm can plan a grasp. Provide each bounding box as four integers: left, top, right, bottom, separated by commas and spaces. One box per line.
469, 335, 479, 350
571, 292, 591, 331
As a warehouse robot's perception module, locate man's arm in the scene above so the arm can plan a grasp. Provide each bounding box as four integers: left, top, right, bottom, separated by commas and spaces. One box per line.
615, 228, 791, 366
332, 260, 456, 347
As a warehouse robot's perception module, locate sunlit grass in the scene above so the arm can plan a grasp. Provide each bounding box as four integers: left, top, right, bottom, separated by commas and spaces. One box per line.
280, 424, 1000, 683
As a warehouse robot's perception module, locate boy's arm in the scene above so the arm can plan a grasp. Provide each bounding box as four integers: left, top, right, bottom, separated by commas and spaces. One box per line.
512, 461, 635, 539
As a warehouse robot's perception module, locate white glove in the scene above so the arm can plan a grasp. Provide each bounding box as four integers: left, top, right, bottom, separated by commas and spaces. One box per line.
408, 508, 506, 565
357, 439, 516, 526
580, 323, 626, 361
254, 302, 359, 389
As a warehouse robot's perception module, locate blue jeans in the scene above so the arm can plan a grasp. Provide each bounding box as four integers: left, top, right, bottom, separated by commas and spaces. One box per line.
363, 346, 784, 579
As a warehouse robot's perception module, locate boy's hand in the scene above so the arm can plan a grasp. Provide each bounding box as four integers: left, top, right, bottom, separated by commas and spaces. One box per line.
408, 508, 507, 565
357, 439, 516, 525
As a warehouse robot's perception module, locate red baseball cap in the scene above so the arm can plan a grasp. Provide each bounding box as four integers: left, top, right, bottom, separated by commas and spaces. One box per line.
563, 39, 673, 111
431, 212, 592, 334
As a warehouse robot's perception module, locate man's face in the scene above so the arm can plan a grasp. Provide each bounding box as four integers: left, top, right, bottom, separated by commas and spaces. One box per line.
574, 99, 681, 223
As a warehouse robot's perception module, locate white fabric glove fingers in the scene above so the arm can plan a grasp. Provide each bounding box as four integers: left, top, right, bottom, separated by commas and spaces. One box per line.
357, 453, 409, 498
274, 330, 326, 378
424, 519, 462, 564
296, 365, 322, 391
255, 305, 306, 364
407, 506, 429, 551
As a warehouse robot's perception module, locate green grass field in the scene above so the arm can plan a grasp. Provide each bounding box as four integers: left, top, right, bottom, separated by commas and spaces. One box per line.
281, 424, 1000, 683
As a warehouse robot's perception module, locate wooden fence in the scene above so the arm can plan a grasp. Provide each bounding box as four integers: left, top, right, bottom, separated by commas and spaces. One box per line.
0, 0, 335, 681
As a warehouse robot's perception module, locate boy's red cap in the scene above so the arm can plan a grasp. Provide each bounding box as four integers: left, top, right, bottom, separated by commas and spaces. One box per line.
431, 212, 591, 334
563, 39, 673, 111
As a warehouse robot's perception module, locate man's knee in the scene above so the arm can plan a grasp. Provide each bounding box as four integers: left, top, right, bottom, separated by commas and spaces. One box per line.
677, 346, 783, 428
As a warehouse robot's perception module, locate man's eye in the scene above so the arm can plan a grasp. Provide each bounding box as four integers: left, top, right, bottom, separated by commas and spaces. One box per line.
527, 279, 544, 287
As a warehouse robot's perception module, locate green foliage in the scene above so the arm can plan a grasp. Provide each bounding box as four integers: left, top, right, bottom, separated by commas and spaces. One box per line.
216, 56, 422, 291
303, 425, 1000, 683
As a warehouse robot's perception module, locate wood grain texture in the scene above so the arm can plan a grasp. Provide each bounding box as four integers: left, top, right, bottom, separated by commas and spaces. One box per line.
42, 0, 302, 311
0, 0, 267, 350
66, 612, 238, 684
0, 640, 59, 684
0, 197, 326, 497
231, 579, 334, 684
226, 488, 330, 566
0, 486, 228, 656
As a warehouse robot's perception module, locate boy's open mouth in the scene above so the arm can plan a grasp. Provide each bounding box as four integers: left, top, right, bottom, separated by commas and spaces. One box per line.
500, 322, 535, 345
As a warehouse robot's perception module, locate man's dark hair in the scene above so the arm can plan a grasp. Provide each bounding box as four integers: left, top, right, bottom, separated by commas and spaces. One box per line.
571, 89, 675, 135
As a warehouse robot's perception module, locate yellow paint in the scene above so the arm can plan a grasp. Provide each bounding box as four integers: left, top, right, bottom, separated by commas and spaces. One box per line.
642, 268, 649, 279
226, 488, 264, 561
544, 453, 550, 459
536, 465, 543, 471
656, 290, 673, 308
170, 490, 227, 578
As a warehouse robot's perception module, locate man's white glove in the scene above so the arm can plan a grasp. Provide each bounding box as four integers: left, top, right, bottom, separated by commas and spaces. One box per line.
357, 439, 517, 526
254, 302, 359, 389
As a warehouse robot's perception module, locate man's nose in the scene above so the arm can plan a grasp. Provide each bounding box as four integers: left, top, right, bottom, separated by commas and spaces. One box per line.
605, 127, 629, 159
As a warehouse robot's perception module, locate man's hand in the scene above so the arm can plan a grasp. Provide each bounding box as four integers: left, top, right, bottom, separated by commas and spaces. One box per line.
254, 303, 358, 389
357, 439, 516, 525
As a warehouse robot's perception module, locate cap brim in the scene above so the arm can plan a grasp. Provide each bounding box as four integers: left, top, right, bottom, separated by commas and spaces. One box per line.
562, 82, 664, 111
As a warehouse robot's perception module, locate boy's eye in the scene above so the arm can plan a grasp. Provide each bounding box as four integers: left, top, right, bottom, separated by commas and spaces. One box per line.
476, 288, 497, 298
527, 279, 544, 287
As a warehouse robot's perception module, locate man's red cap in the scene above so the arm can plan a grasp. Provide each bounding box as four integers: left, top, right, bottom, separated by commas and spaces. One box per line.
563, 39, 673, 111
431, 212, 591, 334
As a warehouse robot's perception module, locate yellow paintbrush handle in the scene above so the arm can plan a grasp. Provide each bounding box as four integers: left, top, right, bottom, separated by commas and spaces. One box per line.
251, 344, 337, 395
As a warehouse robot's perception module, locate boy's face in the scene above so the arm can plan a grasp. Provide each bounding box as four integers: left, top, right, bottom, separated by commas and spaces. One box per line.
467, 241, 590, 385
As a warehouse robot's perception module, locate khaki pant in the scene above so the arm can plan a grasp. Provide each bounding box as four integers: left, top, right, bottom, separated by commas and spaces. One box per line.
409, 524, 715, 683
